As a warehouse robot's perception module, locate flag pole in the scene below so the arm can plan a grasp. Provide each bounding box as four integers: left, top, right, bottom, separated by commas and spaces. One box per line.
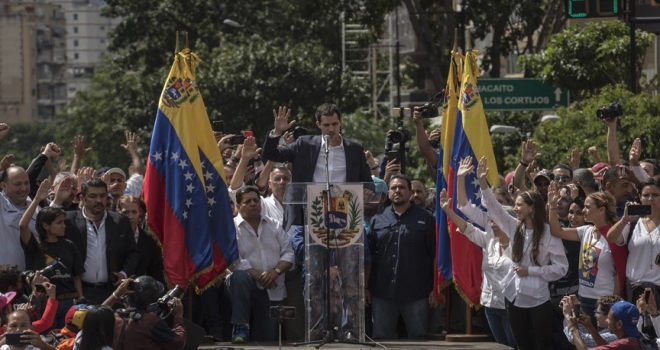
453, 28, 458, 52
175, 31, 180, 54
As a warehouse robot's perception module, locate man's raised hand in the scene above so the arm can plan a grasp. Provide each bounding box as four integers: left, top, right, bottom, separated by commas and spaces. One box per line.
273, 106, 295, 135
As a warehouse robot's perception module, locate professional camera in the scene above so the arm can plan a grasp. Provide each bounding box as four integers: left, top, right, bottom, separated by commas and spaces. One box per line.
596, 102, 623, 120
156, 285, 184, 316
386, 128, 409, 145
292, 126, 307, 140
417, 92, 444, 119
22, 261, 61, 285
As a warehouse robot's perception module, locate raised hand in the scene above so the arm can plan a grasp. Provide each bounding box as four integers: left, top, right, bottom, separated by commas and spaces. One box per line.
428, 129, 441, 143
476, 156, 489, 180
35, 179, 51, 202
568, 148, 581, 169
283, 131, 295, 145
121, 132, 139, 154
72, 135, 92, 157
217, 134, 235, 152
457, 156, 474, 178
629, 138, 642, 166
58, 158, 68, 172
0, 153, 14, 171
587, 146, 601, 163
273, 106, 295, 135
439, 189, 451, 210
547, 181, 559, 207
77, 166, 94, 187
43, 142, 62, 158
53, 176, 76, 205
241, 137, 257, 160
0, 123, 9, 139
521, 139, 541, 165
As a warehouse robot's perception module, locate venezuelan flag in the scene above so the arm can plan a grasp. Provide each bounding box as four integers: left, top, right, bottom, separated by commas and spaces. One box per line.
446, 49, 499, 306
435, 50, 462, 296
143, 49, 239, 291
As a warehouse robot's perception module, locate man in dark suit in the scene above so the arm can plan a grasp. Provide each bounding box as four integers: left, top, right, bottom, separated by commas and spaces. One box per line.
64, 177, 139, 303
261, 103, 373, 232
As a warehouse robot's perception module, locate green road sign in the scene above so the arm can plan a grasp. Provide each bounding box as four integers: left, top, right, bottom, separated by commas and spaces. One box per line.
478, 79, 570, 111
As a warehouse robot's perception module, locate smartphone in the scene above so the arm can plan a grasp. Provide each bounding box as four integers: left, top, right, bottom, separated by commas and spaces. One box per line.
212, 121, 224, 133
573, 303, 582, 318
645, 289, 652, 303
269, 305, 296, 319
387, 151, 399, 164
242, 130, 253, 138
35, 283, 46, 293
229, 135, 246, 145
628, 205, 652, 216
5, 332, 23, 346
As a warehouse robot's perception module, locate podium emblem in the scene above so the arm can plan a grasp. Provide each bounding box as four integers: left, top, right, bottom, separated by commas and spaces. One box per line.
307, 185, 363, 247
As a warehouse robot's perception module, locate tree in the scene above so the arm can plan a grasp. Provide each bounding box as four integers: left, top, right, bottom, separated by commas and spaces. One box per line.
57, 0, 400, 167
519, 21, 655, 100
533, 84, 660, 169
0, 122, 60, 170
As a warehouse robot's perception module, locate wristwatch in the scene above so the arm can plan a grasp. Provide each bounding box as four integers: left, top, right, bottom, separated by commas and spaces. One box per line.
274, 268, 282, 275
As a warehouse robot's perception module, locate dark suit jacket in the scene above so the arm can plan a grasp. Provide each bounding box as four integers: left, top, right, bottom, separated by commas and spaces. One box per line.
64, 209, 139, 283
262, 134, 373, 231
135, 227, 165, 284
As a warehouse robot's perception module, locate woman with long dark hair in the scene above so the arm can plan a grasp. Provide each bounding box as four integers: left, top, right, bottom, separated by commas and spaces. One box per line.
76, 305, 115, 350
477, 157, 568, 350
548, 182, 619, 325
19, 179, 85, 329
607, 177, 660, 302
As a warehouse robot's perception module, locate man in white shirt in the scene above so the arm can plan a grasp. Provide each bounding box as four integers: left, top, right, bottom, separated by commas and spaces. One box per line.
226, 186, 294, 343
0, 166, 38, 270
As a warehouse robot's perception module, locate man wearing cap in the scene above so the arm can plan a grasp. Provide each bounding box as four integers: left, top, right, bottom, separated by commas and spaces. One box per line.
95, 167, 127, 212
568, 300, 645, 349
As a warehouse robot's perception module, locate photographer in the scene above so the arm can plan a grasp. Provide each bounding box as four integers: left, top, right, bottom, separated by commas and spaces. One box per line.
0, 310, 56, 350
103, 277, 186, 350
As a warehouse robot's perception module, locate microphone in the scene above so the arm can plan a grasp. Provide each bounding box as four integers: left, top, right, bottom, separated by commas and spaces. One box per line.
323, 135, 330, 153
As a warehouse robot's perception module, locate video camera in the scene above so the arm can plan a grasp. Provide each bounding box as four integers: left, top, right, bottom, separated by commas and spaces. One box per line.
22, 260, 63, 285
596, 102, 623, 120
417, 92, 443, 119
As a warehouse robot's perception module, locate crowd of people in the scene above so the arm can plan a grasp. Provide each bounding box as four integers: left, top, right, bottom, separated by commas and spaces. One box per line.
0, 101, 659, 350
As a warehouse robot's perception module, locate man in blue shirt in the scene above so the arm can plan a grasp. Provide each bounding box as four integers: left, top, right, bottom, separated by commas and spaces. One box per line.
367, 174, 435, 339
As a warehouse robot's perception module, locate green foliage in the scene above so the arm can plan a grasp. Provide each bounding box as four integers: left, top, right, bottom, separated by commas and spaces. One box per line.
0, 123, 60, 169
487, 111, 541, 173
533, 84, 660, 168
520, 21, 655, 99
57, 0, 399, 167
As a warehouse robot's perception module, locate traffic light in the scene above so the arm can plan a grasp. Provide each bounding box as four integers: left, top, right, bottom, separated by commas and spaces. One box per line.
565, 0, 620, 18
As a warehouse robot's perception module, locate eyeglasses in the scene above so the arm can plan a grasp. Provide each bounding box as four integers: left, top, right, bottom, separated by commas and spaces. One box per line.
555, 175, 571, 181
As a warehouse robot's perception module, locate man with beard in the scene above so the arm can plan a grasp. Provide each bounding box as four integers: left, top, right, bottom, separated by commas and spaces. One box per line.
410, 180, 431, 211
63, 178, 138, 304
366, 175, 435, 339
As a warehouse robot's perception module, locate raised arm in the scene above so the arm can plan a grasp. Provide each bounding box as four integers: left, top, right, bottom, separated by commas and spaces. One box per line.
412, 109, 438, 167
628, 138, 650, 181
478, 157, 517, 234
261, 106, 298, 163
70, 135, 91, 174
547, 181, 580, 241
255, 160, 275, 194
121, 132, 145, 175
606, 203, 633, 245
20, 179, 50, 245
513, 139, 539, 192
456, 156, 488, 228
440, 189, 492, 249
604, 117, 621, 165
230, 139, 258, 191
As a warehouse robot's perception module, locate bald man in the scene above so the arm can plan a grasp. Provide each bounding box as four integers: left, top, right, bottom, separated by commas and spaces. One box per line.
0, 167, 38, 269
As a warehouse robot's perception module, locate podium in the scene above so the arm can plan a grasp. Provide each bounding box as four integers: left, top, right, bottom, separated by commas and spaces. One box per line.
284, 182, 379, 343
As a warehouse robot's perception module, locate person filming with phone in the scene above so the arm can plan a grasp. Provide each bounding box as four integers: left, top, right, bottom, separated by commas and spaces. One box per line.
607, 178, 660, 305
0, 310, 56, 350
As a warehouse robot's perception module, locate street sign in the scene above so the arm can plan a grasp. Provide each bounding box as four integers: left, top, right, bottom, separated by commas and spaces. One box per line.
478, 78, 570, 111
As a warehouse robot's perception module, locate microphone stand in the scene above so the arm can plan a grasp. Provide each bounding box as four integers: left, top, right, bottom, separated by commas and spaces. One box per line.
293, 135, 374, 349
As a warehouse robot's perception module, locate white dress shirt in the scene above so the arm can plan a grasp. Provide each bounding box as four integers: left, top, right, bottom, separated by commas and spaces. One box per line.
313, 135, 347, 183
0, 191, 37, 270
458, 203, 511, 309
81, 209, 109, 283
261, 195, 284, 222
233, 214, 295, 301
482, 188, 568, 308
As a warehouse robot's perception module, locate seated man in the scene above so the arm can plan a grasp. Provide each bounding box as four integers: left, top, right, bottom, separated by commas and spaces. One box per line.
227, 186, 294, 343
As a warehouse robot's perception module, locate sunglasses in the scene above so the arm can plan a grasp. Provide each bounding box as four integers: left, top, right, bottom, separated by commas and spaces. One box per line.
555, 175, 571, 181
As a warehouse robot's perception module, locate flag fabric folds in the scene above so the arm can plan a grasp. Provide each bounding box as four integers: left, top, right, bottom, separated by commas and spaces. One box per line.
445, 49, 500, 306
143, 49, 239, 292
434, 50, 462, 296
